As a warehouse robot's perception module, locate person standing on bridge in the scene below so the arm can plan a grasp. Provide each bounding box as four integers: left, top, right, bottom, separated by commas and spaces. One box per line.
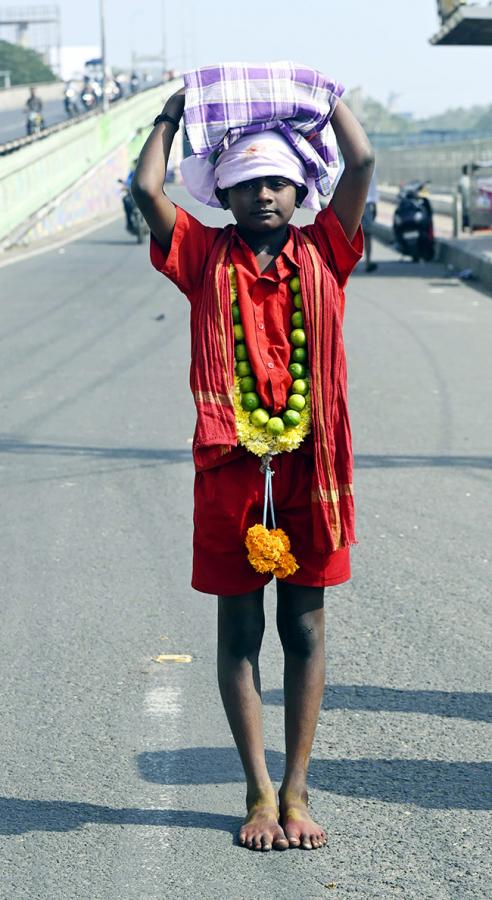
132, 64, 374, 853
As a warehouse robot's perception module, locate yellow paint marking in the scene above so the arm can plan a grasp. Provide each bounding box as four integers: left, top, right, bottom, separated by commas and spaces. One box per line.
153, 654, 192, 664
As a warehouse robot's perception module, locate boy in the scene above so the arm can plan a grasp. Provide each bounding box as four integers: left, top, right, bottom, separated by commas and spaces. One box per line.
132, 77, 374, 852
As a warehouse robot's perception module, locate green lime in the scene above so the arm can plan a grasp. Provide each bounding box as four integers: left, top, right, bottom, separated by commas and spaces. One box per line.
235, 343, 248, 361
290, 328, 306, 348
291, 310, 304, 328
288, 363, 306, 379
288, 393, 306, 412
293, 292, 302, 309
231, 303, 241, 324
291, 347, 307, 364
266, 416, 285, 436
289, 276, 300, 293
291, 378, 308, 396
236, 360, 252, 377
240, 375, 256, 392
241, 392, 260, 412
283, 409, 301, 427
234, 324, 245, 342
250, 408, 269, 427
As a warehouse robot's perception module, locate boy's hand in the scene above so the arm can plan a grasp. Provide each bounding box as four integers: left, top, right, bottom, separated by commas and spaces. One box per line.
330, 101, 375, 242
162, 86, 185, 121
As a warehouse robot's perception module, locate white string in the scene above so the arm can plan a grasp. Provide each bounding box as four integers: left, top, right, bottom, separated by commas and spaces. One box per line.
260, 454, 277, 529
262, 466, 269, 527
268, 466, 276, 529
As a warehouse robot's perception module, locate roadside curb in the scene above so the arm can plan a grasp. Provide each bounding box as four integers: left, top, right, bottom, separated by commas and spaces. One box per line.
373, 221, 492, 292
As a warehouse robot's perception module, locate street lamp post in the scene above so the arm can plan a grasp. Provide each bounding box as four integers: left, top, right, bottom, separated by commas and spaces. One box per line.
100, 0, 109, 112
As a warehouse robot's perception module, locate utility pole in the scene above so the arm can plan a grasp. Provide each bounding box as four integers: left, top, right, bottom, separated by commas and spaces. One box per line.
100, 0, 109, 112
161, 0, 167, 74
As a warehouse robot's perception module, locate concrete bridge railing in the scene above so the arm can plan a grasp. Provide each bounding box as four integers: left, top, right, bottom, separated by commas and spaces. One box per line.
0, 82, 177, 243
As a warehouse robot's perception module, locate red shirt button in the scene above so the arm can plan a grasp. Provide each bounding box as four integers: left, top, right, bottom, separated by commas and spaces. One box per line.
267, 362, 274, 369
258, 322, 264, 330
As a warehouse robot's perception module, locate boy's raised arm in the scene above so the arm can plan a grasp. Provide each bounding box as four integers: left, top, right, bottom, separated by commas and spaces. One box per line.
131, 87, 185, 252
329, 99, 375, 242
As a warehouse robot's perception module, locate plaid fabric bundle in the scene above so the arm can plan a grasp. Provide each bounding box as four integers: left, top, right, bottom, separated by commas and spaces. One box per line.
183, 61, 344, 196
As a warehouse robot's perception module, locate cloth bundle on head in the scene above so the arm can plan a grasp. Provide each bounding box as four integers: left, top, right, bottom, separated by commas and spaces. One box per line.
180, 61, 344, 211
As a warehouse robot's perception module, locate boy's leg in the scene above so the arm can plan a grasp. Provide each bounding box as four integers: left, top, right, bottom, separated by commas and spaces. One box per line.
276, 582, 327, 850
217, 589, 289, 852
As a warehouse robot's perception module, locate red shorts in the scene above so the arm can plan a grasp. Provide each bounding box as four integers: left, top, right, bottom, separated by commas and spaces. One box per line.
192, 451, 351, 596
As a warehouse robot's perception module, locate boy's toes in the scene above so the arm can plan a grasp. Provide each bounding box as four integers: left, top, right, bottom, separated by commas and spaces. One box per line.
285, 831, 301, 848
272, 829, 289, 851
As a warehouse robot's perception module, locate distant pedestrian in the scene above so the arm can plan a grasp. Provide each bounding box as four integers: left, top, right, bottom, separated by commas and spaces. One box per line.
132, 64, 374, 853
361, 171, 378, 271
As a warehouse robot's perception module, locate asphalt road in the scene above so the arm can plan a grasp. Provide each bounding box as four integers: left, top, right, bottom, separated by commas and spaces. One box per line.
0, 99, 67, 142
1, 190, 491, 899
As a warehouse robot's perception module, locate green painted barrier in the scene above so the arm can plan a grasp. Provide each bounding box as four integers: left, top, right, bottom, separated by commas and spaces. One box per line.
0, 84, 175, 242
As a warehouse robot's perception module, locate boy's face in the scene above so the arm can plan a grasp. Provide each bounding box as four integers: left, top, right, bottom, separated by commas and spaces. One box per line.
219, 176, 298, 232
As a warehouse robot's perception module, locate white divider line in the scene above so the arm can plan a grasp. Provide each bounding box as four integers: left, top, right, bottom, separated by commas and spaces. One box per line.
144, 685, 182, 719
141, 684, 184, 851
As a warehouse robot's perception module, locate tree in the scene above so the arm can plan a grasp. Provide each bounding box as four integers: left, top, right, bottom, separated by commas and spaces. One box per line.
0, 40, 57, 87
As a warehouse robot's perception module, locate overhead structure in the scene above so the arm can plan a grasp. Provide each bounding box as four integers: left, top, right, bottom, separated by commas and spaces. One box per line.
0, 4, 61, 72
430, 0, 492, 45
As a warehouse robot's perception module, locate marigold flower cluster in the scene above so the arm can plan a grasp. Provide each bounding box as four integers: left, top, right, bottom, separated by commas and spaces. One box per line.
245, 524, 299, 579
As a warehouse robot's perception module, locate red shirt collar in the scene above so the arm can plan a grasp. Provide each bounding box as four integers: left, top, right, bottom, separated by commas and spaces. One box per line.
231, 225, 299, 274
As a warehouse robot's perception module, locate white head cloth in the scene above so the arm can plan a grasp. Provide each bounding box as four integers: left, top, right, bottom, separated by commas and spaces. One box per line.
180, 130, 320, 210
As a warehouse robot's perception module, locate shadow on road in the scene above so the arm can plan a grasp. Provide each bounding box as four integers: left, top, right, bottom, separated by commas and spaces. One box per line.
1, 441, 490, 472
0, 798, 241, 837
354, 454, 492, 470
137, 750, 491, 811
0, 439, 192, 464
262, 684, 492, 724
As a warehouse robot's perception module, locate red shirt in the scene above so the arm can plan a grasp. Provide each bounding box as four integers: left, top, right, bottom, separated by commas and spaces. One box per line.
151, 204, 362, 414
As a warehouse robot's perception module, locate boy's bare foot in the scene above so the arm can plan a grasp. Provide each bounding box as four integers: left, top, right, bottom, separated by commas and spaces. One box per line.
238, 789, 289, 851
279, 788, 327, 850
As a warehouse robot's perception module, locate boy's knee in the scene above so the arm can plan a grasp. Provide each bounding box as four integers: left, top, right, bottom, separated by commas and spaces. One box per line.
222, 618, 265, 660
278, 617, 322, 659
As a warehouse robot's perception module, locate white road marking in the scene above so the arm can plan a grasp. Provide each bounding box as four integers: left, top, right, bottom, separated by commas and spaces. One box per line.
141, 683, 184, 853
144, 685, 182, 719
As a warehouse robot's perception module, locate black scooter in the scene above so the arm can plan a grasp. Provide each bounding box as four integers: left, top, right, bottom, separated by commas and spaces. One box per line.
393, 181, 434, 262
118, 180, 149, 244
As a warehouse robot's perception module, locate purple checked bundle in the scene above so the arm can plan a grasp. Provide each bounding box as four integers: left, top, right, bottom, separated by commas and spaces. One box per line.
182, 61, 345, 198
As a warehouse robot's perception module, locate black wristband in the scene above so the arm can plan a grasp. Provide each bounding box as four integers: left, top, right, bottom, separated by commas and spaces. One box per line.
153, 112, 179, 128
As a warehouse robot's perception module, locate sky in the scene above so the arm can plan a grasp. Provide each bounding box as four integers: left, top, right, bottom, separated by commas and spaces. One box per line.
18, 0, 492, 117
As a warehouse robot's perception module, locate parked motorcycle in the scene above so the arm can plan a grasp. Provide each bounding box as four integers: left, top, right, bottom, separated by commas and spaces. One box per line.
393, 181, 434, 262
26, 109, 44, 136
118, 180, 149, 244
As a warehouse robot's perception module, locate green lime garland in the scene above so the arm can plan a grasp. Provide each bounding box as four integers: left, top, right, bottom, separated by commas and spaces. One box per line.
230, 266, 311, 455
